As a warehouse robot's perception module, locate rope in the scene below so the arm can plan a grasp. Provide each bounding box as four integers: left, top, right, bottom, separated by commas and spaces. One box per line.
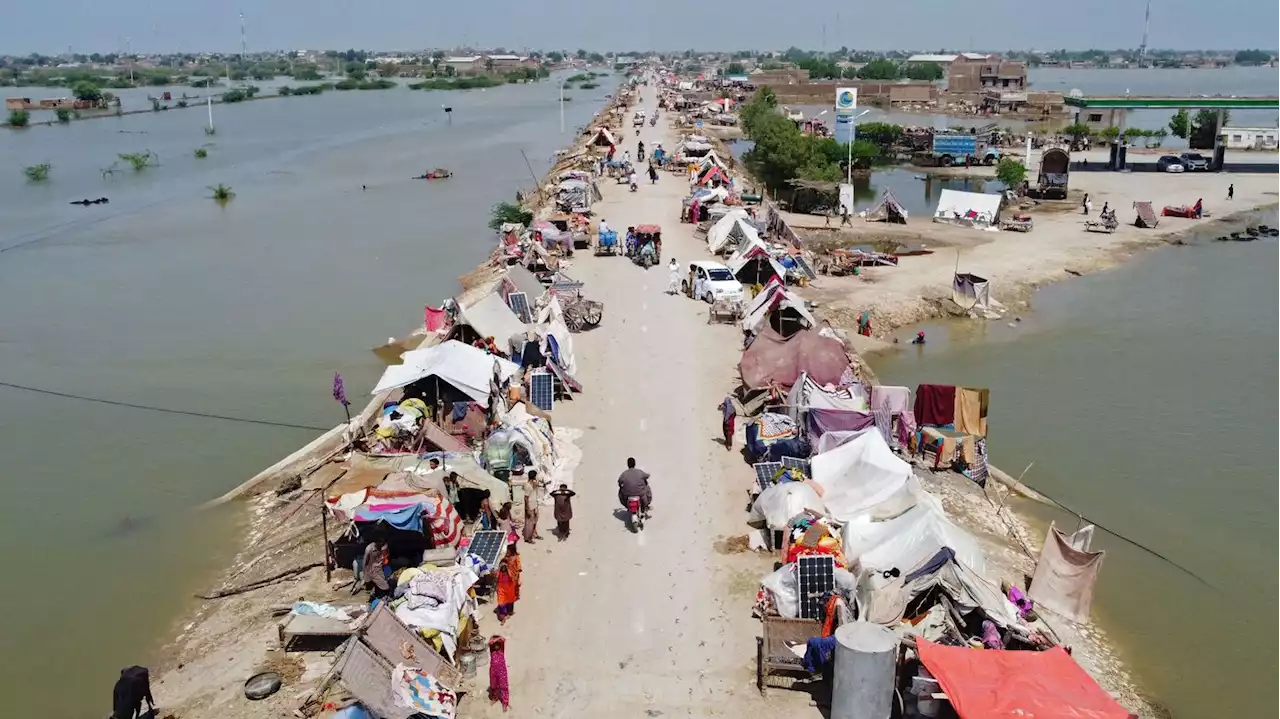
0, 380, 334, 432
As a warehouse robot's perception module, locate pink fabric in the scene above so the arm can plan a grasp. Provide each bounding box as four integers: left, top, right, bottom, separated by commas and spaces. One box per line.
488, 646, 510, 708
425, 306, 448, 333
871, 385, 911, 415
896, 410, 917, 448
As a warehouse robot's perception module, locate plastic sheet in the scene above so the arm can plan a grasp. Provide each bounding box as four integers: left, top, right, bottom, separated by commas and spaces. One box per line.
751, 481, 826, 530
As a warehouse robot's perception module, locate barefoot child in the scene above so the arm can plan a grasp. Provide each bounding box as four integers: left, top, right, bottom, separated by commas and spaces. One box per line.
488, 635, 510, 711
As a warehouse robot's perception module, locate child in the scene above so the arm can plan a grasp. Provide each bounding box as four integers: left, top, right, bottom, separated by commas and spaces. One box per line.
488, 635, 510, 712
550, 483, 577, 539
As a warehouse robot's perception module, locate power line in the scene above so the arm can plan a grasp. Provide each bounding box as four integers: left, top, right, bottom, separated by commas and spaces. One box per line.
0, 380, 334, 432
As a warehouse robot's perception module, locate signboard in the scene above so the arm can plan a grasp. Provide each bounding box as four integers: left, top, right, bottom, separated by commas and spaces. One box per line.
835, 87, 859, 114
834, 113, 856, 145
838, 183, 854, 216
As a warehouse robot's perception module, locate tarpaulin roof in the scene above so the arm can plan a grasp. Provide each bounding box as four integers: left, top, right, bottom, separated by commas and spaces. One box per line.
934, 189, 1002, 223
458, 292, 530, 345
810, 429, 913, 522
917, 640, 1135, 719
739, 327, 847, 390
741, 282, 817, 335
706, 210, 759, 253
371, 340, 519, 400
353, 501, 426, 531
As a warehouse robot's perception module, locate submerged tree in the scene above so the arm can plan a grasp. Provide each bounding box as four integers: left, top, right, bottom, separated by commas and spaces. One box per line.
193, 148, 208, 158
209, 184, 235, 204
995, 157, 1027, 188
6, 109, 30, 127
23, 163, 52, 181
488, 201, 533, 230
119, 151, 159, 171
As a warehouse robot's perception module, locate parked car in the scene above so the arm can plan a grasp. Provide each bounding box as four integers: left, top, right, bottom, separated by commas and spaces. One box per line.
1157, 155, 1185, 173
1179, 152, 1210, 171
683, 260, 744, 303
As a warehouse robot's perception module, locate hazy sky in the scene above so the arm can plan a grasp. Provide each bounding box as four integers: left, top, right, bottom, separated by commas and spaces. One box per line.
4, 0, 1278, 55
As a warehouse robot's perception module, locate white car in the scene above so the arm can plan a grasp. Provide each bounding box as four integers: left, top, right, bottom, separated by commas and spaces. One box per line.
684, 260, 744, 303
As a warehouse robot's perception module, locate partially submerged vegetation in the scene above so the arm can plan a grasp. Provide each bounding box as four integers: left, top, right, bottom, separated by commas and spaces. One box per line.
193, 148, 208, 159
334, 78, 396, 90
209, 184, 235, 204
409, 76, 502, 91
6, 108, 30, 127
118, 151, 159, 172
488, 201, 533, 230
739, 87, 882, 191
278, 84, 331, 96
221, 85, 261, 103
23, 163, 52, 181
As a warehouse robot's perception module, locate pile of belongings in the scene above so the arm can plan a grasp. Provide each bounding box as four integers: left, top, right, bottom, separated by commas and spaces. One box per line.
745, 412, 808, 462
390, 563, 480, 660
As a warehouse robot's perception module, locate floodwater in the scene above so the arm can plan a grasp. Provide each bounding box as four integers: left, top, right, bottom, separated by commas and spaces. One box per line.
873, 219, 1278, 719
0, 72, 619, 718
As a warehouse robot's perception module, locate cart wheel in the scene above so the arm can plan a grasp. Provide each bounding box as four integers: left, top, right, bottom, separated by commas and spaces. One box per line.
564, 306, 584, 332
584, 303, 603, 325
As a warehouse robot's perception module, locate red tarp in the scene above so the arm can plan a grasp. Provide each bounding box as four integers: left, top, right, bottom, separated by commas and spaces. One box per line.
739, 327, 848, 390
917, 640, 1135, 719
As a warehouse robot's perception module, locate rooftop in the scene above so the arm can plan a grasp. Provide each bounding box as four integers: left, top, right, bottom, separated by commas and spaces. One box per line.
1064, 95, 1280, 109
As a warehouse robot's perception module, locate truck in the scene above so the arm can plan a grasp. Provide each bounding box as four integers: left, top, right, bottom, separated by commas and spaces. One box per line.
914, 132, 1001, 167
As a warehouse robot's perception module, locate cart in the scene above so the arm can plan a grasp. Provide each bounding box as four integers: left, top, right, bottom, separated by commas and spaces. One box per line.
562, 295, 604, 332
756, 616, 822, 694
1000, 215, 1034, 232
1084, 217, 1118, 234
708, 297, 745, 324
595, 229, 618, 256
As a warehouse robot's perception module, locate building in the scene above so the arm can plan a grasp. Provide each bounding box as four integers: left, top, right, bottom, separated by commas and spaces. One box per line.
485, 54, 531, 71
443, 56, 483, 74
947, 57, 1027, 95
1219, 126, 1278, 150
1077, 107, 1127, 132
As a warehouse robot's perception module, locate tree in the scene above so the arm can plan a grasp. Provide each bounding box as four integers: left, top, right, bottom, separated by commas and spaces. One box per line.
575, 49, 587, 59
855, 122, 903, 149
1190, 109, 1228, 149
71, 80, 102, 103
856, 59, 900, 80
548, 51, 564, 62
903, 62, 944, 81
996, 157, 1028, 187
587, 52, 605, 64
725, 62, 745, 75
344, 62, 366, 80
1234, 49, 1271, 65
1168, 109, 1190, 139
6, 108, 29, 127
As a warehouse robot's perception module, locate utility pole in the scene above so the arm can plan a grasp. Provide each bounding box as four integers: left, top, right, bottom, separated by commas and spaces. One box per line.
1137, 0, 1151, 67
240, 10, 247, 61
126, 37, 134, 84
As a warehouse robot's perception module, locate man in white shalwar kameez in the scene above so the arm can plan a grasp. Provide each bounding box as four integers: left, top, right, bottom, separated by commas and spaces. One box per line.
666, 258, 680, 295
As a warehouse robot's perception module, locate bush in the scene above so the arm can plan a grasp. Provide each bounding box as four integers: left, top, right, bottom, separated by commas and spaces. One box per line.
995, 157, 1027, 187
488, 201, 533, 230
55, 108, 71, 123
221, 86, 260, 103
194, 148, 208, 159
24, 163, 52, 181
292, 67, 323, 81
7, 109, 29, 127
579, 82, 599, 89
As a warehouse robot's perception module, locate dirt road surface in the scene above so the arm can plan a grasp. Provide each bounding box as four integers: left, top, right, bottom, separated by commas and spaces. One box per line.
468, 84, 817, 718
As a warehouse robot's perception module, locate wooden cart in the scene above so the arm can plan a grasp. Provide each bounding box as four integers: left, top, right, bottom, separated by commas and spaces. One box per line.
562, 295, 603, 332
756, 616, 822, 694
707, 297, 744, 324
1084, 218, 1118, 234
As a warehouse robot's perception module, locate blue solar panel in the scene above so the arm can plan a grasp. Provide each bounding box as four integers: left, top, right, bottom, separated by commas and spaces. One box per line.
797, 555, 835, 620
792, 255, 818, 280
507, 292, 533, 323
753, 461, 782, 491
529, 370, 554, 411
781, 456, 810, 475
467, 530, 506, 569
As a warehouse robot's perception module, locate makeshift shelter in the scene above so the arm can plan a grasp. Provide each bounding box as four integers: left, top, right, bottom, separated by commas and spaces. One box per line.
934, 189, 1002, 226
554, 179, 599, 213
788, 374, 869, 418
589, 127, 618, 147
706, 209, 759, 254
728, 239, 787, 286
913, 384, 989, 436
810, 430, 914, 522
751, 481, 827, 530
501, 264, 547, 303
371, 340, 520, 401
696, 165, 731, 187
741, 282, 817, 336
951, 273, 991, 311
1133, 201, 1159, 228
917, 641, 1136, 719
534, 296, 579, 377
864, 189, 908, 224
450, 291, 529, 347
739, 327, 848, 390
842, 490, 985, 577
697, 150, 729, 171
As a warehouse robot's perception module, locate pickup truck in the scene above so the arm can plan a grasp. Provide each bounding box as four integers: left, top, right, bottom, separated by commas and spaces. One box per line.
915, 133, 1001, 167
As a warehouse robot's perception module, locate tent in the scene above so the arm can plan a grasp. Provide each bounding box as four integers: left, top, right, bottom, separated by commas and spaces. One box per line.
739, 327, 848, 390
933, 189, 1002, 226
810, 430, 915, 522
741, 281, 817, 336
728, 239, 787, 286
864, 189, 908, 224
841, 490, 986, 577
697, 150, 729, 171
786, 373, 869, 416
751, 480, 827, 530
951, 273, 991, 311
706, 210, 761, 254
688, 186, 729, 206
696, 165, 731, 187
917, 641, 1135, 719
371, 340, 519, 401
589, 127, 618, 147
533, 296, 579, 376
454, 291, 530, 345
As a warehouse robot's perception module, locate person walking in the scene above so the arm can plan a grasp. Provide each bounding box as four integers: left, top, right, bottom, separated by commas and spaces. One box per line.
1228, 183, 1234, 200
666, 258, 681, 294
487, 635, 511, 712
495, 543, 522, 624
550, 483, 576, 539
521, 470, 544, 543
1081, 193, 1090, 215
719, 396, 737, 451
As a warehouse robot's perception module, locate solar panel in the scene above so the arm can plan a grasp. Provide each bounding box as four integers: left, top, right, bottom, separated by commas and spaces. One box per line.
507, 291, 533, 323
467, 530, 506, 569
780, 456, 810, 475
753, 462, 782, 491
529, 370, 554, 411
792, 255, 818, 280
797, 555, 836, 620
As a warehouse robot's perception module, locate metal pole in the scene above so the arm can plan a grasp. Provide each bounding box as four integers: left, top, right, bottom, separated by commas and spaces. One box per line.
560, 78, 566, 133
320, 502, 331, 582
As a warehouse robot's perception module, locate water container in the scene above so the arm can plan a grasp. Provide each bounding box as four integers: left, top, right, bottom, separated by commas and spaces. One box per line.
831, 622, 899, 719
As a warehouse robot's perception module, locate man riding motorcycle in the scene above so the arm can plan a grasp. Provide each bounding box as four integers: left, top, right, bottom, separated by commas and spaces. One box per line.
617, 457, 652, 517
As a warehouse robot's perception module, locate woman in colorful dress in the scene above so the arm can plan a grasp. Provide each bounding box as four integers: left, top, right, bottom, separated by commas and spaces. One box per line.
495, 543, 522, 624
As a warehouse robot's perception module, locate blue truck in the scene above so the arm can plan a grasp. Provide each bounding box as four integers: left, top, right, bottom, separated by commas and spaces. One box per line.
915, 132, 1001, 167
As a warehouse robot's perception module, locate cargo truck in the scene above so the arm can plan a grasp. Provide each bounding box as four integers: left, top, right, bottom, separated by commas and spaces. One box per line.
914, 132, 1001, 167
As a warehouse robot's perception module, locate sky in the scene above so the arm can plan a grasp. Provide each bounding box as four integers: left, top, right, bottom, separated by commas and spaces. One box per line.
4, 0, 1278, 56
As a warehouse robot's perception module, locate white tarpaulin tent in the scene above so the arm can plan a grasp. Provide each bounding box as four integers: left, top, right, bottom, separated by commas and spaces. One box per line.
697, 150, 729, 170
951, 273, 991, 310
741, 282, 817, 334
933, 189, 1002, 225
371, 340, 519, 400
706, 209, 760, 253
535, 296, 578, 376
786, 372, 869, 418
841, 490, 986, 577
751, 480, 827, 530
457, 292, 529, 345
590, 127, 618, 147
810, 430, 914, 522
728, 238, 788, 285
689, 187, 729, 205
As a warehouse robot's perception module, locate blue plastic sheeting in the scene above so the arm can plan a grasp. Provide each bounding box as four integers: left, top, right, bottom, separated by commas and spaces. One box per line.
353, 503, 426, 532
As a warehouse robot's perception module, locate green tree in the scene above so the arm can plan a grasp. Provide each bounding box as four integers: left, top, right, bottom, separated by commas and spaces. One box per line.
903, 62, 944, 81
55, 108, 71, 122
995, 157, 1027, 187
1189, 109, 1228, 149
856, 59, 900, 80
6, 108, 29, 127
725, 62, 745, 75
1062, 122, 1092, 144
71, 80, 102, 102
1168, 109, 1190, 138
588, 53, 605, 63
575, 49, 587, 59
345, 62, 366, 80
548, 51, 564, 62
855, 122, 903, 149
292, 67, 322, 81
1234, 49, 1271, 65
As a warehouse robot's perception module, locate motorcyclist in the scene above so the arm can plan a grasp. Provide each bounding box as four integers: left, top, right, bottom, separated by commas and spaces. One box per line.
638, 140, 646, 158
617, 457, 652, 516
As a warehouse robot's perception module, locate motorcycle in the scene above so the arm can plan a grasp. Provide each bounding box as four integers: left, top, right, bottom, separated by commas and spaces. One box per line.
626, 495, 645, 531
629, 181, 638, 193
649, 116, 657, 127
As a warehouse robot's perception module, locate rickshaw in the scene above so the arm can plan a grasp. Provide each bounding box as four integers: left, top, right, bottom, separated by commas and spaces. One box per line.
595, 228, 619, 256
630, 225, 662, 268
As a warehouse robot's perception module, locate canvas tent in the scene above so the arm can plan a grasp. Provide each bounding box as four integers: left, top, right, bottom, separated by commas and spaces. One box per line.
917, 641, 1135, 719
741, 281, 816, 336
706, 210, 761, 254
951, 273, 991, 310
810, 430, 914, 522
1133, 201, 1159, 228
739, 327, 848, 390
786, 372, 869, 416
933, 189, 1002, 226
728, 239, 787, 286
371, 340, 520, 401
453, 291, 530, 346
864, 189, 908, 224
696, 165, 731, 187
589, 127, 618, 147
841, 490, 985, 578
697, 150, 729, 171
